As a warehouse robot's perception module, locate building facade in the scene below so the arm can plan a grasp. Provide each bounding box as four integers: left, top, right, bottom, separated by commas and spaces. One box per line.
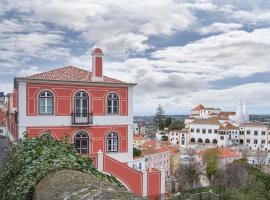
6, 48, 164, 197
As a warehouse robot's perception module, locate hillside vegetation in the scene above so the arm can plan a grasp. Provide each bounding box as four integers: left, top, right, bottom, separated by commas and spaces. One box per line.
0, 135, 121, 200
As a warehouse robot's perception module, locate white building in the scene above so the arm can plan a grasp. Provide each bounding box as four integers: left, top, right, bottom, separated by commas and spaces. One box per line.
156, 131, 168, 141
240, 123, 269, 151
189, 119, 220, 145
168, 130, 180, 145
130, 157, 146, 171
133, 123, 146, 134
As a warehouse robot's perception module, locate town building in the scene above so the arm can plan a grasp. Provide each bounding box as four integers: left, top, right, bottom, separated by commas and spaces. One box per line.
0, 92, 5, 105
0, 107, 7, 137
196, 148, 241, 169
168, 130, 180, 145
240, 123, 269, 151
185, 104, 270, 151
6, 48, 164, 197
133, 134, 146, 147
133, 122, 146, 134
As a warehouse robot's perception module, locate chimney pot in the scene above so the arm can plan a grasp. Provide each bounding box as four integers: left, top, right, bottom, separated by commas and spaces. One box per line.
92, 48, 104, 81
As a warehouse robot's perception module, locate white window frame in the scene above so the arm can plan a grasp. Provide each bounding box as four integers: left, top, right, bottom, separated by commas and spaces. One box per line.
39, 91, 53, 115
106, 132, 118, 152
107, 93, 119, 114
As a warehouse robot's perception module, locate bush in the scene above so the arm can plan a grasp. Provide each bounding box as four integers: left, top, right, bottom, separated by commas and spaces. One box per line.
0, 134, 120, 200
133, 147, 142, 157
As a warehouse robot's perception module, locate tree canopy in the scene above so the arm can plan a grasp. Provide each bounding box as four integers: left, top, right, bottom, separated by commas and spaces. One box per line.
0, 134, 119, 200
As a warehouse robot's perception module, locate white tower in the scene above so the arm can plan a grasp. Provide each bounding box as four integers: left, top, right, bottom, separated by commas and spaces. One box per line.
242, 100, 249, 123
236, 100, 245, 125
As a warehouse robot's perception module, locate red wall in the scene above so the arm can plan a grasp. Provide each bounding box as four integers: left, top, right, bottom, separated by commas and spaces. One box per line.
148, 170, 161, 199
26, 83, 128, 116
104, 155, 143, 196
26, 125, 128, 154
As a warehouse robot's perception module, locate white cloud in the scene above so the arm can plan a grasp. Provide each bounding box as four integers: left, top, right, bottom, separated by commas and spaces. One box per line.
16, 66, 41, 77
199, 22, 243, 34
1, 0, 195, 57
152, 28, 270, 81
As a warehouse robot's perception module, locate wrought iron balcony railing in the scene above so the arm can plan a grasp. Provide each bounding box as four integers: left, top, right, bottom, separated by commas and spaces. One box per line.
71, 112, 93, 125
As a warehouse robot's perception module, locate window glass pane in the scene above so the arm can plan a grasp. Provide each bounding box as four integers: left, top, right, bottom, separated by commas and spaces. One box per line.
108, 100, 112, 106
108, 107, 112, 113
82, 99, 88, 109
75, 140, 80, 149
82, 139, 88, 148
40, 106, 45, 114
40, 99, 45, 106
113, 100, 118, 106
81, 149, 88, 154
113, 107, 118, 114
47, 106, 53, 114
47, 99, 52, 106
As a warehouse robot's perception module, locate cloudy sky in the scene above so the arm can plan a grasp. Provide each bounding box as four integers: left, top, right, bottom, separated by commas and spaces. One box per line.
0, 0, 270, 115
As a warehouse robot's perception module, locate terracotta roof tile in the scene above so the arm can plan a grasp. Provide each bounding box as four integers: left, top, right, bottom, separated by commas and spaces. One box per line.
25, 66, 125, 84
190, 118, 220, 125
191, 104, 205, 111
219, 122, 239, 130
197, 148, 240, 158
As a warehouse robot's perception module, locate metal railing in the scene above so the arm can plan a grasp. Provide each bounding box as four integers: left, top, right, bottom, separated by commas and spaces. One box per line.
71, 113, 93, 125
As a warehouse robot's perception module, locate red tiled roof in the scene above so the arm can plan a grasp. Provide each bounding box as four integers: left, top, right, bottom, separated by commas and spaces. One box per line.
133, 134, 145, 141
142, 140, 158, 148
196, 148, 240, 158
219, 122, 239, 130
191, 104, 205, 111
25, 66, 125, 84
190, 118, 220, 125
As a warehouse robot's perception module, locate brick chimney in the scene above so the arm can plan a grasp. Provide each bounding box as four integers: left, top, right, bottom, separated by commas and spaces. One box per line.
92, 48, 104, 82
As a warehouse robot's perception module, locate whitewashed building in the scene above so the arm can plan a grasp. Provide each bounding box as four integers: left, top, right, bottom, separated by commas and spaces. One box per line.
168, 130, 180, 145
240, 123, 269, 151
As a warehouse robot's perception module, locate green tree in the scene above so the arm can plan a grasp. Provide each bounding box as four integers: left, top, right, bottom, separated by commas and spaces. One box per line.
133, 148, 142, 158
168, 119, 185, 130
154, 104, 165, 130
164, 117, 172, 128
203, 148, 219, 181
0, 134, 119, 200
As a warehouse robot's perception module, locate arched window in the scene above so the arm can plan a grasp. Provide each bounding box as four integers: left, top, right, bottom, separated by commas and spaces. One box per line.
198, 138, 203, 143
106, 132, 118, 152
74, 132, 89, 154
213, 139, 218, 144
74, 91, 89, 123
205, 138, 210, 143
190, 138, 196, 143
39, 91, 53, 115
107, 93, 119, 114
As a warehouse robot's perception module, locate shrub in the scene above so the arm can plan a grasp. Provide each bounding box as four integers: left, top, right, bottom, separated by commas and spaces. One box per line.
0, 134, 119, 200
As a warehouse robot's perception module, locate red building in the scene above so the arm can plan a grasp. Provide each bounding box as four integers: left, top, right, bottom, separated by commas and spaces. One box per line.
7, 48, 164, 197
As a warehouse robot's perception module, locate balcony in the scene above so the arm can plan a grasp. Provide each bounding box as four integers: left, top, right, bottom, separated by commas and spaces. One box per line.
71, 112, 93, 125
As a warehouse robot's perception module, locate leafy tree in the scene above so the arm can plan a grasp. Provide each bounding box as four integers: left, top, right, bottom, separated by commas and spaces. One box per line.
133, 147, 142, 158
0, 134, 119, 200
164, 117, 172, 128
202, 148, 219, 181
168, 119, 185, 130
176, 162, 200, 190
154, 104, 165, 130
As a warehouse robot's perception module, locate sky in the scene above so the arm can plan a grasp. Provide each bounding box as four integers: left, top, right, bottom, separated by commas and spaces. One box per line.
0, 0, 270, 115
